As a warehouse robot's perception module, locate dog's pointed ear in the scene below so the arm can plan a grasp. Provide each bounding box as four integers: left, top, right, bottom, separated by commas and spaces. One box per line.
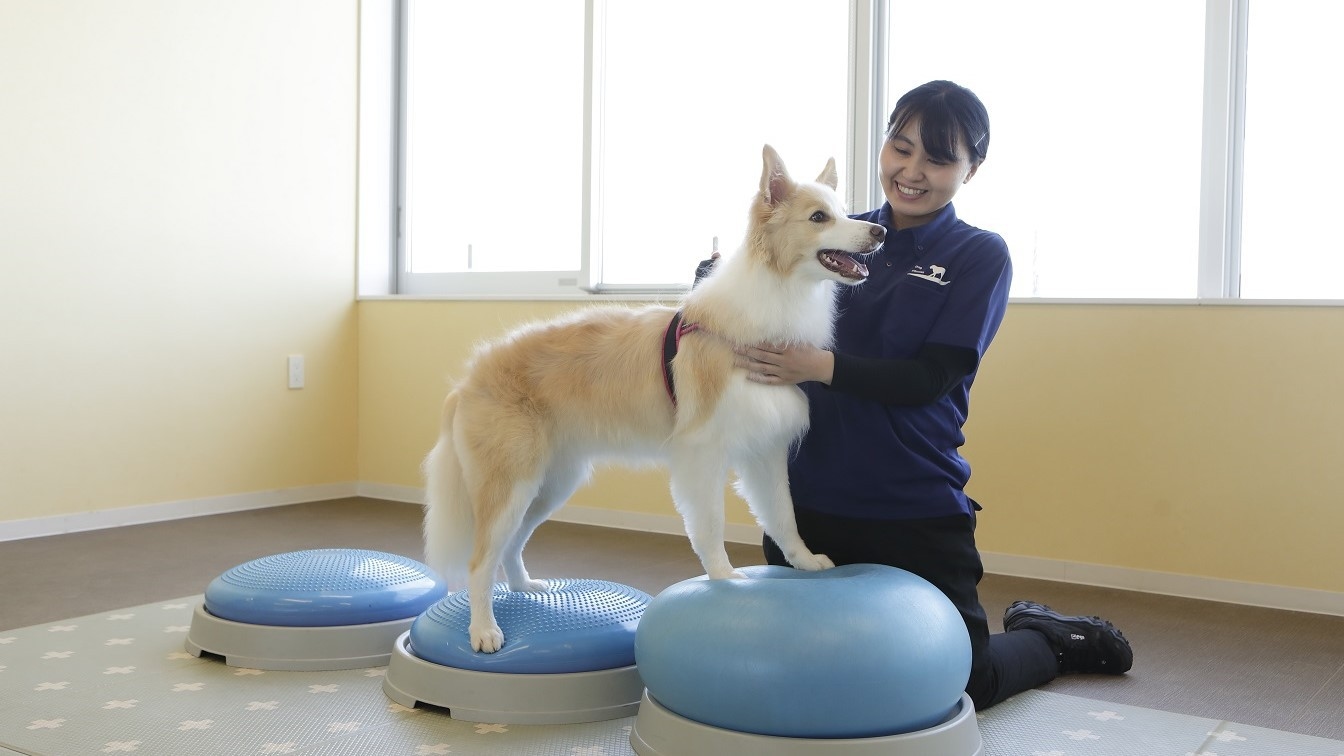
816, 158, 838, 190
760, 144, 794, 208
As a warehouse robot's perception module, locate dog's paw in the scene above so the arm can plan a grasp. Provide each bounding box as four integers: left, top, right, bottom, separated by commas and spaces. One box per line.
470, 623, 505, 653
708, 568, 748, 580
790, 551, 834, 571
509, 578, 549, 593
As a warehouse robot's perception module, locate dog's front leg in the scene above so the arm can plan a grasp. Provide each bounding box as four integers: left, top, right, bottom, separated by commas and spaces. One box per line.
734, 449, 834, 571
669, 448, 743, 579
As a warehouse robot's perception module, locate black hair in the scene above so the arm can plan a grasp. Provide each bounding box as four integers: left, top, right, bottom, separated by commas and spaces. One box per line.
885, 80, 990, 165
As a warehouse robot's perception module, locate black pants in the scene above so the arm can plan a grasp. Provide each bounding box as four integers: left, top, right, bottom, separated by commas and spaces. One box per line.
763, 505, 1057, 710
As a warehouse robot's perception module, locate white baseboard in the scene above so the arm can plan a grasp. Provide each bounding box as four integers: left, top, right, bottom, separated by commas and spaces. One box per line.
0, 483, 357, 543
548, 503, 767, 545
6, 485, 1339, 617
549, 504, 1344, 618
978, 551, 1344, 618
354, 481, 423, 505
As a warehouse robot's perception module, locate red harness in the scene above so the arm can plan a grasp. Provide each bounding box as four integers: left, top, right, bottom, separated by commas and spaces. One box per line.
661, 310, 700, 406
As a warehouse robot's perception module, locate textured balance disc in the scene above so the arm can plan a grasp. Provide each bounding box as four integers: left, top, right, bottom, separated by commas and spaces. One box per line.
383, 578, 650, 724
185, 549, 447, 671
630, 691, 983, 756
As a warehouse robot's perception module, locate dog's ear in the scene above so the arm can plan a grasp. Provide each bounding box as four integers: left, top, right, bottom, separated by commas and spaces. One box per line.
760, 144, 794, 208
816, 158, 838, 190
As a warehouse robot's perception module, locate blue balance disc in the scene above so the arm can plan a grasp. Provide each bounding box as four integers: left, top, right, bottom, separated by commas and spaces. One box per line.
186, 549, 448, 671
383, 577, 651, 724
409, 578, 650, 673
204, 548, 446, 627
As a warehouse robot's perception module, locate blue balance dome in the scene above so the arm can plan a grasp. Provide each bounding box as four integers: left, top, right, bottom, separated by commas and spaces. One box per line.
635, 564, 972, 739
408, 578, 650, 673
204, 548, 447, 627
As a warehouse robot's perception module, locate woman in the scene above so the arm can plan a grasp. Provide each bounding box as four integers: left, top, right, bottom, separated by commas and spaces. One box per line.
728, 80, 1132, 710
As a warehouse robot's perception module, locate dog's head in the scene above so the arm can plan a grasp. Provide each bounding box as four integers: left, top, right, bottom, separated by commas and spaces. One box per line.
747, 144, 885, 285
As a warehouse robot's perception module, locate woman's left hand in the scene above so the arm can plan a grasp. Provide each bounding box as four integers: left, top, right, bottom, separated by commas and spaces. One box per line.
734, 342, 835, 385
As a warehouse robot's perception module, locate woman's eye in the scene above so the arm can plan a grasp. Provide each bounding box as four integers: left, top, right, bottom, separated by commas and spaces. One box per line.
810, 211, 829, 222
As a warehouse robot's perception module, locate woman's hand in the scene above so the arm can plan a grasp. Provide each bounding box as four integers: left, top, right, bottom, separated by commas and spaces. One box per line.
734, 342, 835, 386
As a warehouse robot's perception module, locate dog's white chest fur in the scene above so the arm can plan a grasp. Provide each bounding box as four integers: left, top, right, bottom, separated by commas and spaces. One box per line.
697, 376, 810, 452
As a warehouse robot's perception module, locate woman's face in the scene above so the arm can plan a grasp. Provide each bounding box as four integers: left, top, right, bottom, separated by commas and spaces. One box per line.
879, 115, 979, 229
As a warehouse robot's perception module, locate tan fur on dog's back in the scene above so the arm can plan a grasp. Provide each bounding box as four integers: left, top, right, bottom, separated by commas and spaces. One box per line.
424, 144, 885, 652
461, 307, 701, 445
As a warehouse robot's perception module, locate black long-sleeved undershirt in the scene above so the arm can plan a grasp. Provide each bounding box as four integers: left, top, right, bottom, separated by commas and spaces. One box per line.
828, 342, 979, 406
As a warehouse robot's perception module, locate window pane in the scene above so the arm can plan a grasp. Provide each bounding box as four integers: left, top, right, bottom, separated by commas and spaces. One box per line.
1239, 3, 1343, 299
597, 1, 850, 285
886, 1, 1205, 298
403, 1, 584, 273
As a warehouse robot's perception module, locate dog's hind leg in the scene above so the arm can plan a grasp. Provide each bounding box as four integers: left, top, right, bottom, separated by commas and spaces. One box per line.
734, 449, 834, 571
464, 473, 543, 653
500, 457, 591, 593
669, 446, 743, 580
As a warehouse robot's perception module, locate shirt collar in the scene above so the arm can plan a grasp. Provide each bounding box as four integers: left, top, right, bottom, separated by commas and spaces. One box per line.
877, 202, 959, 251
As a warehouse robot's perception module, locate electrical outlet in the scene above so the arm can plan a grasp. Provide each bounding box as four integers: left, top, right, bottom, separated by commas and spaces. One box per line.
288, 355, 305, 389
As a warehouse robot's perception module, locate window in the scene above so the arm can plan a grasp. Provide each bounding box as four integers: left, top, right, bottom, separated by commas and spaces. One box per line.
396, 0, 850, 296
369, 0, 1342, 302
593, 2, 849, 287
1239, 2, 1342, 299
398, 1, 585, 295
884, 1, 1205, 299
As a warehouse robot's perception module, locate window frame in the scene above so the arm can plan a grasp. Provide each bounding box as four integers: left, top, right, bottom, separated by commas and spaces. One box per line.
360, 0, 1336, 304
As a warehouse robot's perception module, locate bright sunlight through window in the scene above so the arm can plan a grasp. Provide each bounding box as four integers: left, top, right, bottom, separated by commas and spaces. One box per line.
403, 1, 585, 275
1239, 2, 1343, 299
401, 0, 848, 288
886, 1, 1206, 299
391, 1, 1342, 302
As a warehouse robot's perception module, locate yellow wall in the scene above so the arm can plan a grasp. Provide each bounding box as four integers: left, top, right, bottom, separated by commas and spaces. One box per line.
0, 1, 359, 520
357, 300, 1344, 595
970, 303, 1344, 593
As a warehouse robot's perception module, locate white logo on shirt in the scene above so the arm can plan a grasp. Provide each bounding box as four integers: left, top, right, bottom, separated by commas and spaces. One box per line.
907, 264, 951, 286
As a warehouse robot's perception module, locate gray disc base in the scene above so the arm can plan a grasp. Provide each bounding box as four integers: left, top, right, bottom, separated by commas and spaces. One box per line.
630, 690, 984, 756
382, 631, 643, 724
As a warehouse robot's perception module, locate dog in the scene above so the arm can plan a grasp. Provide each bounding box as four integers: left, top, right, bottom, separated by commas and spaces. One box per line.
423, 145, 885, 652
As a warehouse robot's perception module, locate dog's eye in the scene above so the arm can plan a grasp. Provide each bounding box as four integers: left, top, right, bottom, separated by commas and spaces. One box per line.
809, 211, 829, 223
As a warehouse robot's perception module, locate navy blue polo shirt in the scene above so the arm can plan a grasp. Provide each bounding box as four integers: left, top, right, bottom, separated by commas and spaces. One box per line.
788, 202, 1012, 520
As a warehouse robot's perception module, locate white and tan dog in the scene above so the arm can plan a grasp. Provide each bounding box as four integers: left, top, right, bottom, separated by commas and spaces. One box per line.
423, 145, 885, 652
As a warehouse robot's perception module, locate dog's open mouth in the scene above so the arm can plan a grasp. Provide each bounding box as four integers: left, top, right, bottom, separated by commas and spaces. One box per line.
818, 250, 870, 280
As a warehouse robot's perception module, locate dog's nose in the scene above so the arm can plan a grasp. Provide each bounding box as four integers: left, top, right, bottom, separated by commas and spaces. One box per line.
870, 225, 886, 240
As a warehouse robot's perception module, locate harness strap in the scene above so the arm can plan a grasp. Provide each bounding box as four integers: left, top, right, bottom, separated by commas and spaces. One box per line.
662, 310, 701, 406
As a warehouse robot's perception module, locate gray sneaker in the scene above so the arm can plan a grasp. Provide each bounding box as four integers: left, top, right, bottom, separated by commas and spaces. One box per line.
1003, 600, 1133, 675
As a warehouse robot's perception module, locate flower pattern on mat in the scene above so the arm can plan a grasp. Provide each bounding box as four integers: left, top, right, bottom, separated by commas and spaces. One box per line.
0, 597, 1340, 756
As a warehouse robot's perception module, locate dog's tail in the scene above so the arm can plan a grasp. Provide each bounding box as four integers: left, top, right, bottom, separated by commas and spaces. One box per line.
422, 390, 473, 591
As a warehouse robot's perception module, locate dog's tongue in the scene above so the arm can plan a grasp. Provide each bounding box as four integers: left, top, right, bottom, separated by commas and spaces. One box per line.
820, 250, 870, 280
842, 254, 869, 279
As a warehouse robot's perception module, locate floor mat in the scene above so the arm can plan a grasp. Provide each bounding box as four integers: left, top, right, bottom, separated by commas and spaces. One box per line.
2, 597, 1340, 755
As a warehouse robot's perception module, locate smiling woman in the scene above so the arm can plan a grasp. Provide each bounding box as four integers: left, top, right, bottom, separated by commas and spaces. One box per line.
879, 81, 989, 231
